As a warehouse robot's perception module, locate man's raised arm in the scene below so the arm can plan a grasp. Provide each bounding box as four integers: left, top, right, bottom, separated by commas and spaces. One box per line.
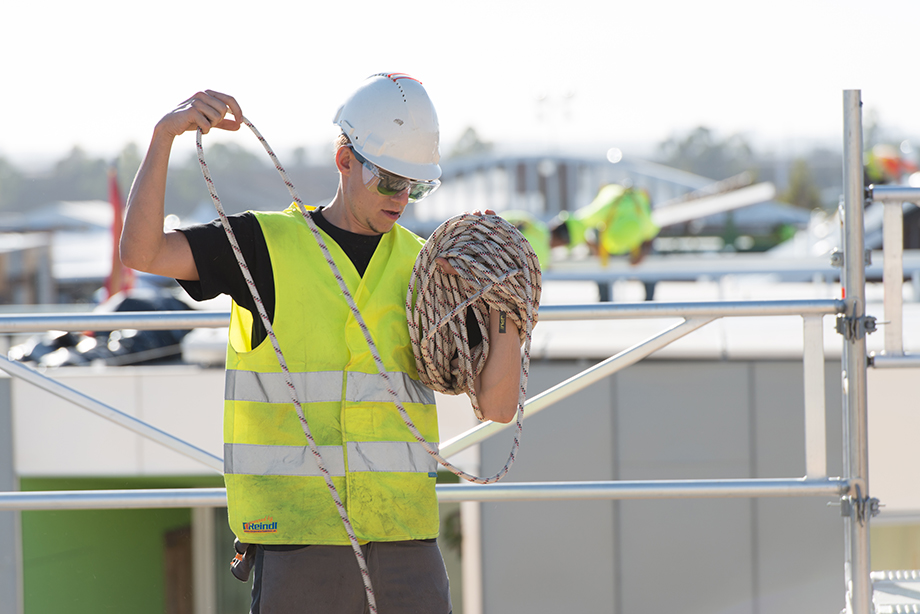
120, 90, 243, 281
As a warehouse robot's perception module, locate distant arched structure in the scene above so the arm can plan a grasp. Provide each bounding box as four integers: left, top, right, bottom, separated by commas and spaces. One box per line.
404, 152, 716, 235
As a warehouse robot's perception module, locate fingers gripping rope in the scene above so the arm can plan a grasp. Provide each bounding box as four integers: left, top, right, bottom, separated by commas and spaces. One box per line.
197, 118, 540, 611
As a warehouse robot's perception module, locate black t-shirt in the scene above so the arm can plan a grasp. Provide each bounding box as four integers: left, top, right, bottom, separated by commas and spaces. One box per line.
177, 208, 380, 347
177, 207, 482, 349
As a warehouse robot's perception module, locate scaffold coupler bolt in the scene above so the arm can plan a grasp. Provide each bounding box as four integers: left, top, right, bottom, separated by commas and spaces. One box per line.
838, 484, 881, 526
835, 314, 877, 340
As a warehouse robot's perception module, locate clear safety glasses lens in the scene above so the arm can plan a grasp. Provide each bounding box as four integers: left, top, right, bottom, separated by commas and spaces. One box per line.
353, 150, 440, 203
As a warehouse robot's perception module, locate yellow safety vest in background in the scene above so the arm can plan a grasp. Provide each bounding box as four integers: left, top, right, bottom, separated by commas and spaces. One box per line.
223, 205, 440, 545
576, 184, 660, 256
500, 210, 550, 268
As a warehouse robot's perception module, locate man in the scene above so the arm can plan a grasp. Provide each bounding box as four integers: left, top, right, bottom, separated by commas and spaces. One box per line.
121, 74, 521, 613
550, 183, 658, 264
549, 183, 659, 301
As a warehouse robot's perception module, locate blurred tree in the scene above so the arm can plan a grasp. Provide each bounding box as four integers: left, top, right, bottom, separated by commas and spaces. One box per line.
196, 142, 265, 173
0, 156, 25, 211
780, 158, 823, 210
292, 147, 308, 168
51, 146, 109, 200
166, 142, 309, 219
448, 127, 493, 159
0, 141, 339, 221
656, 126, 756, 180
863, 107, 882, 149
115, 143, 142, 188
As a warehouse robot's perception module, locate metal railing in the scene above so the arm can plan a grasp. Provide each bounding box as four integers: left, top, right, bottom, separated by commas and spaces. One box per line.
0, 300, 845, 510
869, 184, 920, 367
0, 90, 883, 614
0, 299, 847, 513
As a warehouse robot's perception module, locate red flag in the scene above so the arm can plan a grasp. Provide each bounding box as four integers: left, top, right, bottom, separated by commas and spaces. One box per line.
104, 165, 135, 299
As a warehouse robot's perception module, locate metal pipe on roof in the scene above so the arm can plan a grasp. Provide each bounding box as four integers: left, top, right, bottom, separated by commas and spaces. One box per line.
869, 353, 920, 368
842, 88, 873, 614
0, 477, 848, 511
437, 477, 849, 503
0, 488, 228, 511
538, 299, 843, 321
0, 298, 845, 334
870, 185, 920, 203
882, 200, 905, 354
0, 310, 229, 333
803, 314, 828, 479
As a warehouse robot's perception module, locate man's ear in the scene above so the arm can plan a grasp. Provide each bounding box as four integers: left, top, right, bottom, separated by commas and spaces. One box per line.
335, 147, 354, 175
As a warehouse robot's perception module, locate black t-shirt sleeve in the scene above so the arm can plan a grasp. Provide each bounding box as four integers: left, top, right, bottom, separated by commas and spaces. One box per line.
176, 212, 274, 346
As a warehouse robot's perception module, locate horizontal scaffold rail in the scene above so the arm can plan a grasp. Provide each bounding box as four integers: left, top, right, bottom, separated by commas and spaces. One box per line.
0, 478, 848, 511
537, 299, 843, 320
0, 310, 230, 333
0, 299, 845, 333
541, 252, 920, 283
870, 185, 920, 203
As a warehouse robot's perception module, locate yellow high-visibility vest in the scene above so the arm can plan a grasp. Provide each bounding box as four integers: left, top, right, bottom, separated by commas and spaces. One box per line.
223, 204, 439, 545
572, 184, 660, 257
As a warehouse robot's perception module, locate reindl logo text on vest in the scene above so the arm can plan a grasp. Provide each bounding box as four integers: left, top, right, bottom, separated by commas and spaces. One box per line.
243, 516, 278, 533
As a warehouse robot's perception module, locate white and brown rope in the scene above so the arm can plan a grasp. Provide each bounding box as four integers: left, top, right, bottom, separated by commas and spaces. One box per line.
406, 213, 541, 483
197, 118, 540, 611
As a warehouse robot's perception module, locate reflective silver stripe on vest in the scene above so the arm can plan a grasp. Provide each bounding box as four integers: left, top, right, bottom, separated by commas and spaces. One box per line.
225, 370, 435, 405
225, 371, 342, 404
345, 372, 435, 405
346, 441, 437, 474
224, 443, 346, 477
223, 441, 437, 476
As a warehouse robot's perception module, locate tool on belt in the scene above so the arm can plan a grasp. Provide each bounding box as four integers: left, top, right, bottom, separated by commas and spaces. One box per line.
230, 538, 255, 582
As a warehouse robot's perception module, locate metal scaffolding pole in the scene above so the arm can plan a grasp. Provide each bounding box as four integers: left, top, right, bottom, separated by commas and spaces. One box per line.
0, 310, 229, 333
0, 478, 849, 511
842, 89, 873, 614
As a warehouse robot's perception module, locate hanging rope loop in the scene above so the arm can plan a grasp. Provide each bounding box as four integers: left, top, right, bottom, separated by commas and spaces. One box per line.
196, 118, 380, 612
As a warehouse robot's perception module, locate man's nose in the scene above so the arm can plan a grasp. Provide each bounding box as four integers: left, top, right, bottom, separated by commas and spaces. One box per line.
390, 188, 410, 206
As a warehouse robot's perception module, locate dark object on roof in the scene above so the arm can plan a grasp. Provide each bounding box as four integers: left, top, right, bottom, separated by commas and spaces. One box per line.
8, 288, 195, 368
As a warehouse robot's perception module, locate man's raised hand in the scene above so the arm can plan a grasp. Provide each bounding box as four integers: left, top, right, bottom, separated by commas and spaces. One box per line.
158, 89, 243, 138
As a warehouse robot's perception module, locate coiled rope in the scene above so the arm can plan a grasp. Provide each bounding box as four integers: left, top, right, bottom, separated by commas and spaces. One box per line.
407, 214, 541, 483
196, 118, 540, 611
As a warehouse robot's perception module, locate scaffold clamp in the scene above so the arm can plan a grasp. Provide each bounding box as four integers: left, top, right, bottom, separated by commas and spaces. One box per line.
836, 314, 877, 340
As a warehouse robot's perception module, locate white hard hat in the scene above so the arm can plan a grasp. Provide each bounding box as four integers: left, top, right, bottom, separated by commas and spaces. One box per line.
333, 73, 441, 181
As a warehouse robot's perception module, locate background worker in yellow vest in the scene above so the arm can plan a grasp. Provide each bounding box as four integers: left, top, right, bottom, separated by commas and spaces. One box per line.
121, 74, 523, 614
500, 210, 551, 269
549, 183, 660, 301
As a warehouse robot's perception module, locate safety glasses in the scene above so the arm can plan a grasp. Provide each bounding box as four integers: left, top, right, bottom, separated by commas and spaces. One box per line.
351, 148, 440, 203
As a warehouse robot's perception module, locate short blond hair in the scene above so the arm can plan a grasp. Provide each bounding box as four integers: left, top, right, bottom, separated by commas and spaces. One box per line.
334, 132, 351, 152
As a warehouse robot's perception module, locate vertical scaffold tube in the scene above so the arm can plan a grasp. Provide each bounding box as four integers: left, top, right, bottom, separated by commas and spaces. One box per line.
842, 89, 872, 614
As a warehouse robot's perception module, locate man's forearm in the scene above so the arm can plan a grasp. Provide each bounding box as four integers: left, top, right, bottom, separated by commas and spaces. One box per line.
474, 308, 522, 424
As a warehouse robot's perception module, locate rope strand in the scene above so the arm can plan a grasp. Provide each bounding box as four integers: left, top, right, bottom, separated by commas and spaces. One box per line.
197, 120, 377, 612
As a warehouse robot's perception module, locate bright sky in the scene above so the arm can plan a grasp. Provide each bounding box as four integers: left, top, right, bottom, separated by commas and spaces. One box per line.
4, 0, 920, 168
